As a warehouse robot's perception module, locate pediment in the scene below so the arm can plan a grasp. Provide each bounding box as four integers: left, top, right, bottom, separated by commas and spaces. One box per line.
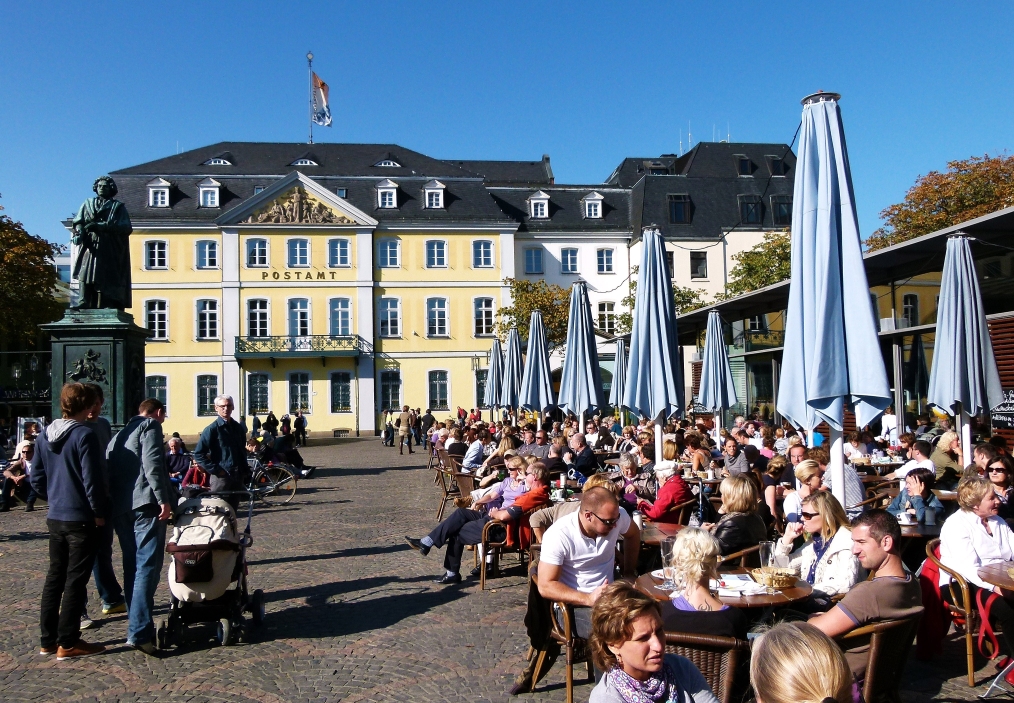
217, 171, 378, 227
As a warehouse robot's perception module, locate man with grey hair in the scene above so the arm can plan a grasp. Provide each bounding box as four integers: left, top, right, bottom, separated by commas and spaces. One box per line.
193, 395, 249, 499
565, 433, 597, 478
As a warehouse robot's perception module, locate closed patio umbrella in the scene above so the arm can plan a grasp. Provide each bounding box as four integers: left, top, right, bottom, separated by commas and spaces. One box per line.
482, 336, 504, 421
609, 339, 628, 425
499, 327, 524, 417
776, 92, 891, 505
698, 310, 738, 441
557, 281, 605, 427
519, 311, 555, 414
623, 227, 684, 461
903, 333, 930, 406
926, 235, 1004, 461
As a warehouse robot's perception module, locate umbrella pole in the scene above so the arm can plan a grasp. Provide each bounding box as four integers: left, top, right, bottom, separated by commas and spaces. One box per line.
655, 422, 663, 464
829, 427, 846, 507
958, 404, 972, 468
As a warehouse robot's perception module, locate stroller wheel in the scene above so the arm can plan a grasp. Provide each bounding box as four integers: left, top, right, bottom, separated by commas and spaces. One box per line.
216, 618, 235, 646
251, 589, 266, 626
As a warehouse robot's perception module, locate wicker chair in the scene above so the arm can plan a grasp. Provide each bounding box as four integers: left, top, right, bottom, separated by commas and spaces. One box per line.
849, 492, 892, 512
836, 614, 922, 703
479, 506, 540, 590
717, 544, 762, 568
664, 631, 750, 703
925, 537, 983, 686
549, 602, 594, 703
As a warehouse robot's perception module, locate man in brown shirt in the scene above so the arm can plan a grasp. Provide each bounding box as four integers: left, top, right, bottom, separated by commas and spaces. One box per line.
398, 405, 413, 455
809, 509, 923, 678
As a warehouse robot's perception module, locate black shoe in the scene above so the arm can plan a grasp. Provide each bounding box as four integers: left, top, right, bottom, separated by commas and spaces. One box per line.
24, 504, 34, 512
469, 565, 482, 578
0, 505, 9, 513
405, 537, 430, 556
434, 573, 462, 585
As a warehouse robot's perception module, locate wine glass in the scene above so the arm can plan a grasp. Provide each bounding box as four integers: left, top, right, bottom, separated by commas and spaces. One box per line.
661, 536, 677, 591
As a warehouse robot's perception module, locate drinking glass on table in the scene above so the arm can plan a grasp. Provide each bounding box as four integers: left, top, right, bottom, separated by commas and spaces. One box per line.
661, 536, 677, 590
758, 541, 776, 594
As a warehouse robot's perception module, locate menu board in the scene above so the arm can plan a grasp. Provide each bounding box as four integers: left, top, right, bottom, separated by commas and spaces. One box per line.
992, 389, 1014, 430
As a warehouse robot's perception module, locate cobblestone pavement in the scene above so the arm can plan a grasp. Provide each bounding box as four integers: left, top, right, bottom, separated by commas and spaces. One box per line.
0, 438, 1005, 702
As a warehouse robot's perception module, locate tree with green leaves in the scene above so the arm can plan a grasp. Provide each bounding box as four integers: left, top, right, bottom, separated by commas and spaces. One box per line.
725, 230, 791, 296
0, 201, 64, 346
496, 277, 571, 349
866, 153, 1014, 251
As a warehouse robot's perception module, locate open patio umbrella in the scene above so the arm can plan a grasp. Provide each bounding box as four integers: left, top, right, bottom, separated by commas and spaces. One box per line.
557, 281, 605, 427
926, 235, 1004, 461
609, 339, 628, 426
623, 227, 684, 461
519, 311, 555, 414
698, 310, 737, 442
482, 337, 504, 422
498, 326, 524, 418
776, 92, 891, 505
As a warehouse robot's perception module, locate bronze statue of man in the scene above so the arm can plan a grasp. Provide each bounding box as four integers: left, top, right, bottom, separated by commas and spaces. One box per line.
71, 176, 133, 310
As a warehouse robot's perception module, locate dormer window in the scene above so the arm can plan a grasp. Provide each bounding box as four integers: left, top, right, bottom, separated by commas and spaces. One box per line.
736, 156, 753, 176
768, 156, 786, 176
529, 191, 550, 219
147, 178, 170, 208
203, 157, 231, 166
376, 179, 398, 209
582, 192, 604, 219
423, 180, 445, 209
336, 188, 347, 198
197, 178, 220, 208
290, 158, 318, 166
375, 159, 401, 167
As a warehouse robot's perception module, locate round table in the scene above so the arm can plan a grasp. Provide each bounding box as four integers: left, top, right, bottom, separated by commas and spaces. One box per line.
640, 521, 683, 546
635, 570, 813, 608
974, 562, 1014, 698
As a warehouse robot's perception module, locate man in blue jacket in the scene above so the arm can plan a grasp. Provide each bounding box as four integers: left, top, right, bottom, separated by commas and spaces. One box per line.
30, 383, 108, 661
193, 394, 249, 501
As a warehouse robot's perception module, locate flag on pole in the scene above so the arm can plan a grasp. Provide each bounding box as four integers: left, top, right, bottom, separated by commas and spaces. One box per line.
311, 72, 332, 127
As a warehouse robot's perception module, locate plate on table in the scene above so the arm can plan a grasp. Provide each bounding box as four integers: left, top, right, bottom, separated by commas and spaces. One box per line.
651, 569, 665, 579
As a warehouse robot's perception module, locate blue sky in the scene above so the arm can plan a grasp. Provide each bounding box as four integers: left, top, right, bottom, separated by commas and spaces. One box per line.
2, 1, 1012, 246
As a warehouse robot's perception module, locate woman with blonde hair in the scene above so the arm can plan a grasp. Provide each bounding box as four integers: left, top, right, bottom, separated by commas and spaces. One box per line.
589, 581, 719, 703
750, 622, 852, 703
781, 459, 821, 525
662, 439, 679, 462
660, 528, 748, 639
775, 491, 861, 610
701, 474, 768, 561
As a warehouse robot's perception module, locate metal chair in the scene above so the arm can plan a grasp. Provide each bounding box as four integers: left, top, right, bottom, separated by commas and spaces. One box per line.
549, 602, 593, 703
836, 614, 922, 703
664, 631, 751, 703
925, 537, 982, 686
479, 506, 540, 590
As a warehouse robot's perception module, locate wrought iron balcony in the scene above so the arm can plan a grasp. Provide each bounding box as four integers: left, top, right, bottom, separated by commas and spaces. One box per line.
235, 335, 365, 359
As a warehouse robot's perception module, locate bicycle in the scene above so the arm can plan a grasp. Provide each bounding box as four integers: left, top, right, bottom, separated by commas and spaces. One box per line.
246, 458, 298, 505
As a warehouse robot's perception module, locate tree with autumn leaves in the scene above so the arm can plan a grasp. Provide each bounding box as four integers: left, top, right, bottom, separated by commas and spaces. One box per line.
0, 201, 65, 346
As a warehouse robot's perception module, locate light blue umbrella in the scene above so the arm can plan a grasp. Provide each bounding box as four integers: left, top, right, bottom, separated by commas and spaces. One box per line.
926, 235, 1004, 460
498, 327, 524, 413
609, 339, 628, 424
519, 311, 555, 413
698, 310, 737, 433
557, 281, 605, 423
776, 92, 891, 504
623, 227, 684, 460
482, 336, 504, 419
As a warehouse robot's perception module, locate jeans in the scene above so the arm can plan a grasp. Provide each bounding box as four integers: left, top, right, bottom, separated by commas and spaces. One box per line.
127, 504, 167, 645
1, 476, 35, 507
426, 507, 490, 574
91, 519, 124, 608
40, 519, 97, 648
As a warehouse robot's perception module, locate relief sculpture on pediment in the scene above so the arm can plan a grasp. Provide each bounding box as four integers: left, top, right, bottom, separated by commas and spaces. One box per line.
244, 187, 355, 224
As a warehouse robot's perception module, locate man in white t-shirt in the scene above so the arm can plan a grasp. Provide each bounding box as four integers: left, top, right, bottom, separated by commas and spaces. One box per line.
889, 440, 935, 479
537, 487, 640, 638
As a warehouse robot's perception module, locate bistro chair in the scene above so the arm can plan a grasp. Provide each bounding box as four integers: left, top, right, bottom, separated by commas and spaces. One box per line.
549, 601, 594, 703
925, 537, 982, 686
670, 498, 700, 525
479, 506, 540, 590
849, 492, 892, 512
664, 631, 751, 703
717, 544, 762, 569
835, 614, 922, 703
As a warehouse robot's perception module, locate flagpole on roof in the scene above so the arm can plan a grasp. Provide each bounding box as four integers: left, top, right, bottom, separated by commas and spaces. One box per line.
307, 51, 314, 145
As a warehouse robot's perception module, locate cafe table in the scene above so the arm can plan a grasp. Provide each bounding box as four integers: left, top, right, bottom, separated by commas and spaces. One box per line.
974, 562, 1014, 698
640, 521, 683, 546
635, 568, 813, 609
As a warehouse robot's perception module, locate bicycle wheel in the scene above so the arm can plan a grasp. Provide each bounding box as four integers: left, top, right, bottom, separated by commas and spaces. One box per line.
263, 466, 298, 505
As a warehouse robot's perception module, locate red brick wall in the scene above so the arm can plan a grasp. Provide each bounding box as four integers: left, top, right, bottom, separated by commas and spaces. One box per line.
989, 315, 1014, 445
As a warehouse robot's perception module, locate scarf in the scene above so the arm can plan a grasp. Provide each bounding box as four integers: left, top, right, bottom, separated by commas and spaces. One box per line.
807, 533, 833, 584
607, 661, 685, 703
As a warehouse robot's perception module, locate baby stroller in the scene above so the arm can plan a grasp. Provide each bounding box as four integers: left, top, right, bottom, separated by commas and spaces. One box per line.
158, 491, 265, 648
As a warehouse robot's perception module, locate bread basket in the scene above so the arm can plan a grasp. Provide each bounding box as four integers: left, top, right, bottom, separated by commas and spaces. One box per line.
750, 567, 797, 589
1006, 567, 1014, 582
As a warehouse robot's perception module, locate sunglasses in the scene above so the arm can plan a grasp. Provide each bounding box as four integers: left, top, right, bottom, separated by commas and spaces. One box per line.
800, 511, 820, 520
989, 466, 1008, 473
588, 511, 620, 527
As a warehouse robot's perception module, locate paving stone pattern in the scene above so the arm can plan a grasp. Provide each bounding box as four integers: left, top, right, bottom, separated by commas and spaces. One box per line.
0, 439, 1003, 701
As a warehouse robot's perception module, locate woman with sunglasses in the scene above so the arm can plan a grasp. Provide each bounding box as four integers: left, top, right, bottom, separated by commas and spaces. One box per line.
987, 455, 1014, 523
775, 491, 862, 611
887, 467, 943, 524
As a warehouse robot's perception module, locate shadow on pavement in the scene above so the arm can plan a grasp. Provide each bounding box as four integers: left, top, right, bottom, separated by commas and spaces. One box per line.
0, 530, 50, 543
249, 543, 411, 566
317, 464, 427, 477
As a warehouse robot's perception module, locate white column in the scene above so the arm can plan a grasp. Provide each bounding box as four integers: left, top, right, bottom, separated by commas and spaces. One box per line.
828, 427, 845, 507
500, 228, 516, 309
221, 228, 242, 405
355, 228, 376, 434
958, 404, 972, 470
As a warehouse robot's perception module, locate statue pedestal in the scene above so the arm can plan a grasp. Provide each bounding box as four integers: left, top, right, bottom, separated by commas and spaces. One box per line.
42, 309, 151, 430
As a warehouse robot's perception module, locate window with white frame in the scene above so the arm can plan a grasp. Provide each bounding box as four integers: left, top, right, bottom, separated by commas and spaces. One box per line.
380, 370, 401, 410
330, 298, 350, 336
145, 241, 167, 270
331, 372, 352, 412
248, 373, 270, 414
379, 298, 400, 337
145, 300, 168, 340
375, 159, 401, 167
196, 240, 218, 269
145, 376, 167, 412
474, 298, 494, 336
377, 179, 398, 208
147, 178, 170, 207
597, 248, 614, 274
424, 180, 445, 209
524, 247, 543, 274
247, 238, 268, 267
597, 302, 616, 334
583, 192, 604, 219
336, 188, 347, 198
426, 240, 446, 268
378, 239, 400, 268
428, 371, 449, 411
198, 178, 220, 207
248, 299, 269, 337
902, 294, 919, 327
197, 375, 218, 416
289, 372, 310, 413
529, 191, 550, 219
290, 158, 318, 166
196, 299, 219, 339
328, 238, 350, 267
287, 238, 309, 267
690, 251, 708, 279
472, 240, 493, 268
427, 298, 448, 337
204, 157, 232, 166
748, 315, 768, 332
288, 298, 310, 338
253, 186, 265, 194
561, 248, 578, 274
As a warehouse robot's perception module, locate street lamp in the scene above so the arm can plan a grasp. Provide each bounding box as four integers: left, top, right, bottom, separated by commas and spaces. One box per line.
28, 355, 38, 418
10, 363, 21, 382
